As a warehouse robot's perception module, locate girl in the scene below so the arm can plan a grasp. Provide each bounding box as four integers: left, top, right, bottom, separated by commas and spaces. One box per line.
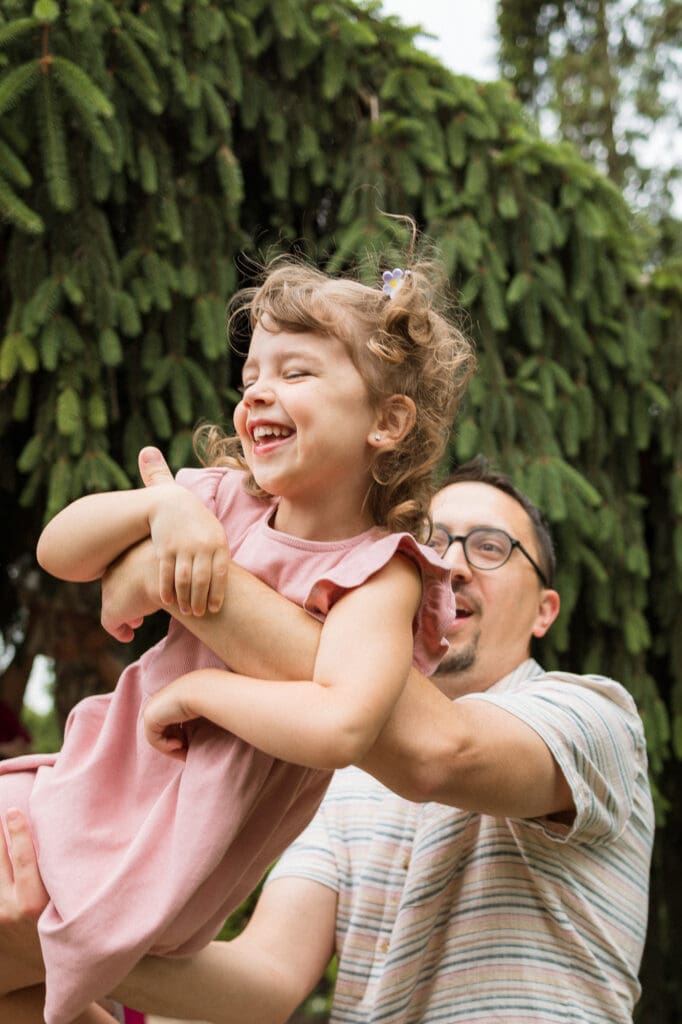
0, 259, 475, 1023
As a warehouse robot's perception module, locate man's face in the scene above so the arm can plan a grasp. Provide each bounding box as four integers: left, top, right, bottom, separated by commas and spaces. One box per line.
430, 481, 559, 697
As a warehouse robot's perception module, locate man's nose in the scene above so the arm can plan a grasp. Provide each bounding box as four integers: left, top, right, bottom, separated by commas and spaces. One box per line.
444, 539, 473, 580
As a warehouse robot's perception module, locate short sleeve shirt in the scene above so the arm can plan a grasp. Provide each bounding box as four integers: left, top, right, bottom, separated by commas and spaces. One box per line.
269, 659, 654, 1024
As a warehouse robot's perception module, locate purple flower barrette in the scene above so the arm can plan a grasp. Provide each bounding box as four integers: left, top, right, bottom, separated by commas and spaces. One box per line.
382, 267, 410, 298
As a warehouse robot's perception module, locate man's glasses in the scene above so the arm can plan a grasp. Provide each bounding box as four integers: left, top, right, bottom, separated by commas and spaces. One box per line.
428, 526, 549, 587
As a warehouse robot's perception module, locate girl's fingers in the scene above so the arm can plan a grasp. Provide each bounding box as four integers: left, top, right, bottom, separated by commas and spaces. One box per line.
145, 724, 187, 761
138, 447, 174, 487
207, 550, 230, 613
174, 554, 193, 614
189, 553, 213, 616
158, 556, 177, 607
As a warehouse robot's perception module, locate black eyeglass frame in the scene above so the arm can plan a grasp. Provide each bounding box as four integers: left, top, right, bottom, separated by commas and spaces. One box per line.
430, 525, 549, 587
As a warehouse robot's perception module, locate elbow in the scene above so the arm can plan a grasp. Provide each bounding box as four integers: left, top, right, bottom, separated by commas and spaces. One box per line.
406, 760, 454, 804
317, 715, 381, 770
398, 728, 472, 806
36, 532, 56, 576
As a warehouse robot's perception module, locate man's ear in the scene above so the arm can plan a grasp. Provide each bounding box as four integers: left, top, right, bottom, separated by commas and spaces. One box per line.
368, 395, 417, 450
532, 589, 561, 638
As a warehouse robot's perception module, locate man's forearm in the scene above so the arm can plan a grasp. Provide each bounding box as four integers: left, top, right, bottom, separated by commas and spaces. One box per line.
107, 542, 450, 798
112, 942, 300, 1024
168, 563, 320, 682
168, 566, 454, 795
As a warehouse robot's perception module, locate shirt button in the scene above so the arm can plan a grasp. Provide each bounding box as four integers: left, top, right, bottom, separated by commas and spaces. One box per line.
380, 939, 390, 954
402, 855, 411, 870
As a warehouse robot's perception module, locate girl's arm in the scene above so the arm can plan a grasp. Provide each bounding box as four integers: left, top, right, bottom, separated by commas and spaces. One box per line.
37, 484, 178, 582
145, 554, 422, 769
37, 482, 230, 616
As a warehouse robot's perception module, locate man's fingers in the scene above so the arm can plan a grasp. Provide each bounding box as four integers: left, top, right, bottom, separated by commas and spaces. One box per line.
4, 810, 48, 917
138, 446, 174, 488
0, 816, 15, 890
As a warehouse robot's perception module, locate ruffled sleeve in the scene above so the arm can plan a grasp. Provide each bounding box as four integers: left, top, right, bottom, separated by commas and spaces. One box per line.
175, 467, 272, 544
175, 466, 231, 513
304, 533, 454, 676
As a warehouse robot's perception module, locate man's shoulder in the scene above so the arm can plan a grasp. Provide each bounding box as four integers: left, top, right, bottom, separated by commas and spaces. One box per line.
502, 659, 633, 702
484, 660, 647, 755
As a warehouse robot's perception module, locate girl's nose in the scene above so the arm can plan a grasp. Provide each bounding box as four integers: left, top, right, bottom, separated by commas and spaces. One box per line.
242, 382, 275, 406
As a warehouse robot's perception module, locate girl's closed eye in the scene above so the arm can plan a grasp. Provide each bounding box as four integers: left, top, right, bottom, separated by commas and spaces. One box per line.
283, 368, 311, 381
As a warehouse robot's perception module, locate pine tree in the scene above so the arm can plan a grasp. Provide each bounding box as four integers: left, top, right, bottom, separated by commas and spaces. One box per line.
1, 1, 680, 1016
497, 0, 682, 226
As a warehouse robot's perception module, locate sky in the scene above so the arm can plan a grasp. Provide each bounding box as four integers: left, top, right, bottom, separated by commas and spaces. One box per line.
378, 1, 681, 214
378, 0, 499, 80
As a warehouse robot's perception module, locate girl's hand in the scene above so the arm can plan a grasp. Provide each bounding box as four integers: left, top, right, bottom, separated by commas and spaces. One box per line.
141, 451, 230, 617
143, 678, 197, 761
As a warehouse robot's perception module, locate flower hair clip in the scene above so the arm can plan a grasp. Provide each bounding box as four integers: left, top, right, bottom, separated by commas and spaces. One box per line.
382, 267, 410, 299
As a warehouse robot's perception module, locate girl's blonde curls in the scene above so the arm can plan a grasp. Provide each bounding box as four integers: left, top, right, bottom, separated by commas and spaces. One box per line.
196, 257, 476, 542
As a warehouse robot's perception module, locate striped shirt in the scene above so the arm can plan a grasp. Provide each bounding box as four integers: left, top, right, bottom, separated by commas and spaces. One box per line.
269, 660, 654, 1023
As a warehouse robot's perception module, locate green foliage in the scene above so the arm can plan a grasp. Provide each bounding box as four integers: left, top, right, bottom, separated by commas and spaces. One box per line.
21, 703, 61, 754
1, 1, 681, 1014
497, 0, 682, 226
0, 0, 677, 786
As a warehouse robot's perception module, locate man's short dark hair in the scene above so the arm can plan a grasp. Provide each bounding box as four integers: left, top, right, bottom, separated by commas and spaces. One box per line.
440, 456, 556, 587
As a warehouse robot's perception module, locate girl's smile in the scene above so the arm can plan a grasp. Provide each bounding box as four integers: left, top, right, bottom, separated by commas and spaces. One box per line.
249, 420, 296, 455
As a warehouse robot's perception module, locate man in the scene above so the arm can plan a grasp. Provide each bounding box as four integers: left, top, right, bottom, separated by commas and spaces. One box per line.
0, 454, 653, 1024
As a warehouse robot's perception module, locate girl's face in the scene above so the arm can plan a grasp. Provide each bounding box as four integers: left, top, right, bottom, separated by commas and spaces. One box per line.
233, 324, 380, 537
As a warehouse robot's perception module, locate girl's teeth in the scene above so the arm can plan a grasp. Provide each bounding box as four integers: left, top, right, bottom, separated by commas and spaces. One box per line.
253, 426, 291, 440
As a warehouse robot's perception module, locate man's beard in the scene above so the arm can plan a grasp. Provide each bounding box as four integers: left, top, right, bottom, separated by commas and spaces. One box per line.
433, 628, 480, 676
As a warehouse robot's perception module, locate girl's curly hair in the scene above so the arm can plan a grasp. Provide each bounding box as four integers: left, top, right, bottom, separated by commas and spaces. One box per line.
196, 258, 476, 541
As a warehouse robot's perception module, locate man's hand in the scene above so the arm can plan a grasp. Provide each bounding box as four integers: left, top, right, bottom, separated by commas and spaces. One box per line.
0, 810, 46, 980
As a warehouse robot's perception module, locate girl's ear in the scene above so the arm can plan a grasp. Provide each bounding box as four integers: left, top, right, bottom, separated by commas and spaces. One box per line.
368, 395, 417, 449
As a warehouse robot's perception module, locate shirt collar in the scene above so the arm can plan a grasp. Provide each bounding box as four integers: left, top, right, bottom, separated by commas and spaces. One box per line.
486, 657, 544, 695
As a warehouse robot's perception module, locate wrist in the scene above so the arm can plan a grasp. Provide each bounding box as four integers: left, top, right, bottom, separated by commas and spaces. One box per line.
144, 482, 181, 529
167, 673, 198, 720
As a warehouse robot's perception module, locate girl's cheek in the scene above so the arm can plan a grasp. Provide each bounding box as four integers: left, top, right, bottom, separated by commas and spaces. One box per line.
233, 401, 248, 440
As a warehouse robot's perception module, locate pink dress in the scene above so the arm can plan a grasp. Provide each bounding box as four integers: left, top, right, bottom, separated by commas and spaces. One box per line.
0, 468, 455, 1023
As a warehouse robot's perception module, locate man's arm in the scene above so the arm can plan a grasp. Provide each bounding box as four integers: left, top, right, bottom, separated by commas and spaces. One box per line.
105, 538, 571, 817
114, 878, 336, 1024
107, 448, 572, 818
